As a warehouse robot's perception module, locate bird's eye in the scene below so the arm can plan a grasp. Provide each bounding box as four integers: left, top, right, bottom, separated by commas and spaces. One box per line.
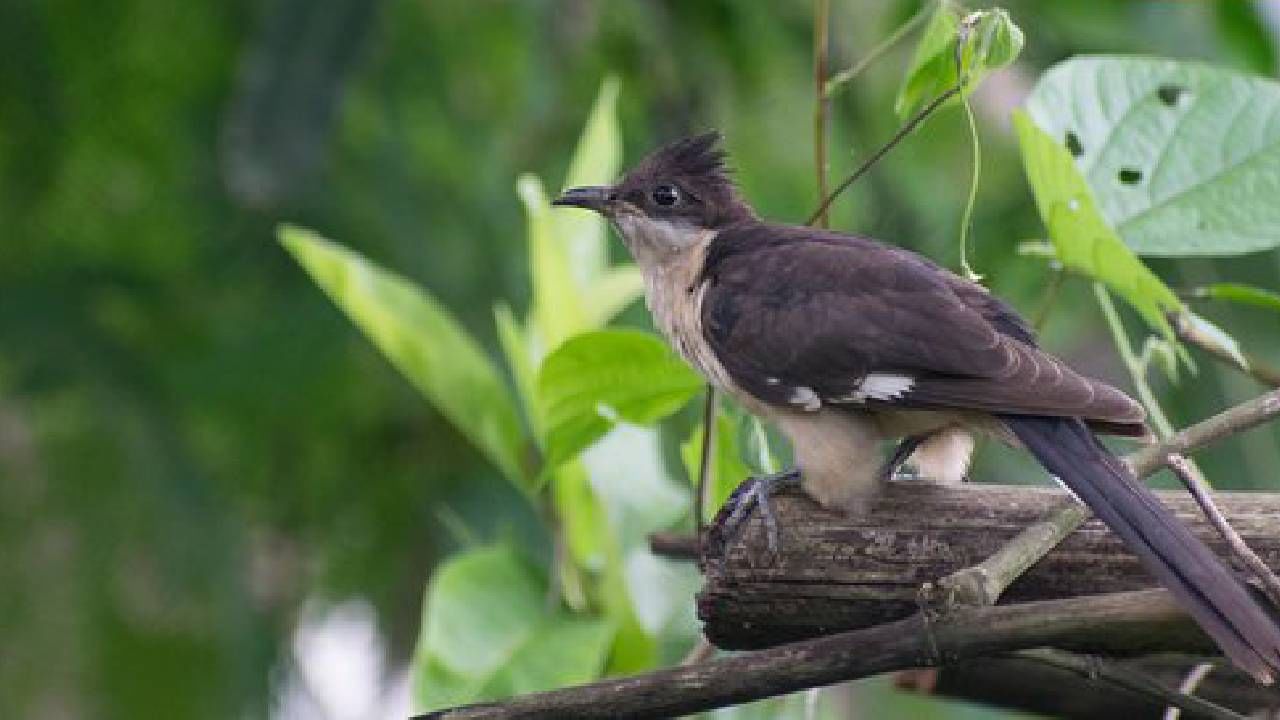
651, 185, 680, 207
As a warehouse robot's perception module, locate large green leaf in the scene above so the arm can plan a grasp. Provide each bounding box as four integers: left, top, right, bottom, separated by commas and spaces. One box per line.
279, 226, 529, 488
1012, 112, 1183, 338
412, 546, 614, 712
537, 330, 701, 473
895, 3, 1023, 118
1024, 56, 1280, 256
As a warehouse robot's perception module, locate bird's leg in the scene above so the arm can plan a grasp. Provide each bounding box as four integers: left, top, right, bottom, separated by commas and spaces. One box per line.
879, 434, 928, 482
707, 468, 802, 557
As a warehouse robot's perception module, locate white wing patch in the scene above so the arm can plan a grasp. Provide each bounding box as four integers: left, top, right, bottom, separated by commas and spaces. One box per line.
788, 386, 822, 411
831, 372, 915, 403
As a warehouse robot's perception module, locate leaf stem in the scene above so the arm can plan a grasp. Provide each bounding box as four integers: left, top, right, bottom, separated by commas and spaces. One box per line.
958, 93, 982, 281
823, 5, 929, 97
1094, 283, 1175, 437
806, 83, 962, 225
813, 0, 831, 228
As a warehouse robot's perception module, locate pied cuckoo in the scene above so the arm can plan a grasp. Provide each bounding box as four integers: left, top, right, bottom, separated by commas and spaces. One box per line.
553, 131, 1280, 683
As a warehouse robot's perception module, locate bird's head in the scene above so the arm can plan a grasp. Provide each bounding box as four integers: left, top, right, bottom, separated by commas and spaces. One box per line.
553, 131, 754, 265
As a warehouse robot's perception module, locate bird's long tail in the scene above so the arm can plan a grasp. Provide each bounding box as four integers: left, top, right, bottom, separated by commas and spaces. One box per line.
1002, 414, 1280, 684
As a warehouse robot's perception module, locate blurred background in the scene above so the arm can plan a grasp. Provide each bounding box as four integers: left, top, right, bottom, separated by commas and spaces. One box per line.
3, 1, 1279, 718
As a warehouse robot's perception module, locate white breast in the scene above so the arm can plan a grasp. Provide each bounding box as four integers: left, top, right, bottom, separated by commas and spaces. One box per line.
641, 242, 765, 414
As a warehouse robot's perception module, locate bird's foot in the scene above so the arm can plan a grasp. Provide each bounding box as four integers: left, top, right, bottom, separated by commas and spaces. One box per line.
707, 469, 801, 560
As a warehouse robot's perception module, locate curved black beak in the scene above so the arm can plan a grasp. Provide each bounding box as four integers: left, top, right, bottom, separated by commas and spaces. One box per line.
552, 185, 611, 213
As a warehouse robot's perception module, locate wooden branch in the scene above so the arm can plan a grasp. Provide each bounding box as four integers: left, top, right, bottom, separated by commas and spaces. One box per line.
916, 655, 1280, 719
698, 483, 1280, 649
416, 590, 1221, 720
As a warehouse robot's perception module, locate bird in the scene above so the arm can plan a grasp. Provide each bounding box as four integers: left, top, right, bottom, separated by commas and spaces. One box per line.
553, 130, 1280, 684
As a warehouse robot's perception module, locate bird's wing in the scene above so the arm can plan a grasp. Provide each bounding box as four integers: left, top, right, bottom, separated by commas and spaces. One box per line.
699, 223, 1143, 426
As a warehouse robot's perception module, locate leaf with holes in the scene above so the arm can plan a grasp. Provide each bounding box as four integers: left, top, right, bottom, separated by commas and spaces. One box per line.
537, 330, 701, 473
1024, 56, 1280, 256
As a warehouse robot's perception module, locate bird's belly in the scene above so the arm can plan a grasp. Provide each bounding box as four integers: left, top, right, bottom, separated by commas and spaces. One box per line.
873, 408, 1014, 442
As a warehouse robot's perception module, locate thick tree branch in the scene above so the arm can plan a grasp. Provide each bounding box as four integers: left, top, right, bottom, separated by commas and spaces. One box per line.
416, 590, 1221, 720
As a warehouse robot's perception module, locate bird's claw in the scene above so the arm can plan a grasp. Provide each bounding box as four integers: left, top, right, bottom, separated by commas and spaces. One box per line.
707, 469, 801, 560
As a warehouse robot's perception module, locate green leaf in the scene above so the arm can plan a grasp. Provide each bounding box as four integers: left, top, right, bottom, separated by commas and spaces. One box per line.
480, 616, 615, 698
1024, 56, 1280, 256
1195, 282, 1280, 313
680, 410, 752, 521
967, 8, 1023, 71
554, 77, 622, 291
552, 460, 607, 572
895, 3, 1023, 118
1012, 112, 1183, 338
537, 330, 702, 472
412, 546, 614, 712
493, 302, 538, 431
279, 226, 529, 488
519, 175, 589, 352
895, 2, 959, 119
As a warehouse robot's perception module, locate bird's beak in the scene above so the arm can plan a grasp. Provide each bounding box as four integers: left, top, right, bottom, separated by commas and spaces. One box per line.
552, 185, 611, 213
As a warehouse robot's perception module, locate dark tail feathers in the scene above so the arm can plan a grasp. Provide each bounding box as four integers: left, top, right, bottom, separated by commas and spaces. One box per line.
1003, 414, 1280, 684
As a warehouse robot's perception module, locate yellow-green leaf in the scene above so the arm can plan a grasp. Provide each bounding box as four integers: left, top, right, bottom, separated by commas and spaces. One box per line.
279, 225, 529, 489
1012, 112, 1183, 339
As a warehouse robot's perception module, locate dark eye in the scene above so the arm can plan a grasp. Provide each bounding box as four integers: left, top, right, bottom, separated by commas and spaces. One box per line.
651, 184, 680, 207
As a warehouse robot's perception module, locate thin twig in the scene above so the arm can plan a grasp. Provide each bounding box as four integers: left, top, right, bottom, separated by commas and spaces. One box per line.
823, 6, 930, 96
1095, 283, 1176, 437
1164, 662, 1217, 720
694, 386, 717, 536
1126, 389, 1280, 475
1013, 649, 1246, 720
927, 498, 1088, 608
813, 0, 831, 228
1032, 266, 1066, 332
806, 84, 962, 226
1167, 453, 1280, 608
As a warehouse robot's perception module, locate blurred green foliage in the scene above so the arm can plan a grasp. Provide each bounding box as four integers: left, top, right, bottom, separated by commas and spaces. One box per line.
2, 1, 1279, 718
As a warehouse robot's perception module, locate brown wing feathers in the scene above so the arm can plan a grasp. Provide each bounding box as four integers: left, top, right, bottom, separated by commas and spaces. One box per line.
700, 223, 1145, 430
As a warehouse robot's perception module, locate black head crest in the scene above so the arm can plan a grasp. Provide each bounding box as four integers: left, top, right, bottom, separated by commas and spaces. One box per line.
648, 131, 729, 183
618, 130, 753, 227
